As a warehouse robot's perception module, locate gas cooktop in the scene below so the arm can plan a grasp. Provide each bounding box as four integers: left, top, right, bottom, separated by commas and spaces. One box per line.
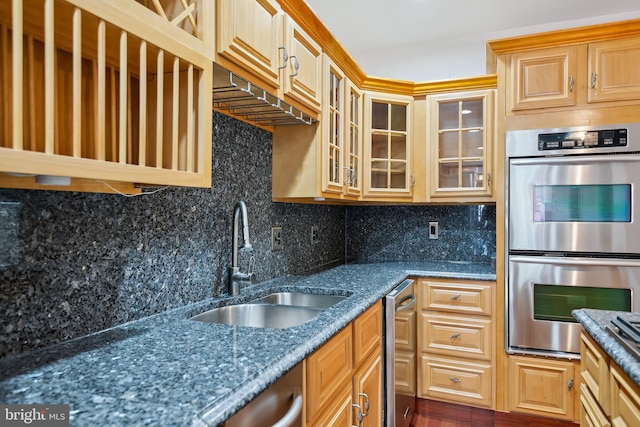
606, 312, 640, 362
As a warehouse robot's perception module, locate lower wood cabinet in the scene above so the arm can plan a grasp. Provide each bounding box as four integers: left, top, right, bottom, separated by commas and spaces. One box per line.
580, 331, 640, 427
420, 355, 492, 407
305, 301, 383, 427
417, 278, 495, 409
508, 354, 579, 421
308, 387, 354, 427
353, 349, 383, 427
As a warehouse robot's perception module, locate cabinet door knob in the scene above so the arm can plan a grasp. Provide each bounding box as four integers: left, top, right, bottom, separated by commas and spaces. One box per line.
569, 75, 575, 92
567, 378, 574, 391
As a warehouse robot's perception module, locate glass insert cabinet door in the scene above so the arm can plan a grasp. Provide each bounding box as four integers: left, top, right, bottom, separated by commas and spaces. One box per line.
427, 89, 494, 199
322, 57, 346, 194
364, 92, 413, 198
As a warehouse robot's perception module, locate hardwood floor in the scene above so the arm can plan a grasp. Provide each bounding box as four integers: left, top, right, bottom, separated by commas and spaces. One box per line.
411, 399, 579, 427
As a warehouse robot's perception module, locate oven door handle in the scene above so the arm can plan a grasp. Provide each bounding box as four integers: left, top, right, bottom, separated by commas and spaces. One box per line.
510, 255, 640, 267
510, 154, 639, 166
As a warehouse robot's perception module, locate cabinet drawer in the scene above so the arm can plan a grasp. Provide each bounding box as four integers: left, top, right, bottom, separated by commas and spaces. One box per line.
422, 280, 492, 316
419, 355, 492, 408
421, 313, 492, 360
306, 326, 353, 422
354, 302, 382, 366
581, 332, 610, 415
610, 363, 640, 427
580, 383, 611, 427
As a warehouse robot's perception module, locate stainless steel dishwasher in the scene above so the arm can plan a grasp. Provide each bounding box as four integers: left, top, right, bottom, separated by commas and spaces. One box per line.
224, 362, 302, 427
384, 279, 417, 427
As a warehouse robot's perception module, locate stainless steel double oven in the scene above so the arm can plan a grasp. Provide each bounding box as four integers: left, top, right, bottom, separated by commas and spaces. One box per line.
506, 123, 640, 358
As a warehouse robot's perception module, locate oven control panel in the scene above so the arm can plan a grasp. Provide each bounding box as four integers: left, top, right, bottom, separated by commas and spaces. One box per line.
538, 128, 628, 151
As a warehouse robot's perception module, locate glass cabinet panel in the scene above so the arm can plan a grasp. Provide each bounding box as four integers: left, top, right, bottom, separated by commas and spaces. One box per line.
428, 89, 493, 199
322, 55, 348, 195
364, 92, 412, 198
327, 71, 342, 188
346, 84, 362, 194
366, 96, 410, 194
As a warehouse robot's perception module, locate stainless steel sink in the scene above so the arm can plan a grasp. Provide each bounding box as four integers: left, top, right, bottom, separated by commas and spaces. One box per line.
189, 304, 322, 328
251, 292, 346, 309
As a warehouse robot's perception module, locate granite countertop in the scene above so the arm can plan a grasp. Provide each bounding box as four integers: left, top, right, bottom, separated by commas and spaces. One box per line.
573, 308, 640, 387
0, 262, 495, 426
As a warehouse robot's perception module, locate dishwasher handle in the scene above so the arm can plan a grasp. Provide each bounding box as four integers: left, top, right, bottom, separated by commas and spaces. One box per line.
271, 387, 302, 427
396, 293, 416, 312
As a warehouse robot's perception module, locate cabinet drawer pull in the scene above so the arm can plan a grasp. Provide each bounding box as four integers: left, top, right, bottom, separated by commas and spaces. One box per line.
278, 46, 289, 69
289, 55, 299, 77
569, 75, 575, 92
450, 333, 461, 339
352, 403, 364, 427
450, 294, 461, 301
449, 377, 462, 384
359, 392, 370, 416
568, 378, 574, 391
591, 72, 597, 89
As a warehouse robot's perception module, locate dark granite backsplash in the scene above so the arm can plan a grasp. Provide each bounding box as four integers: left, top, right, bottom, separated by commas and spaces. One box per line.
0, 112, 496, 359
346, 205, 496, 264
0, 112, 345, 358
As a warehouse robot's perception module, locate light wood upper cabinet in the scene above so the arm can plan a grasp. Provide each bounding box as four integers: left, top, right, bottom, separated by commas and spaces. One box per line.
588, 38, 640, 103
272, 56, 362, 202
216, 0, 283, 90
509, 46, 578, 111
363, 92, 413, 200
344, 80, 364, 197
322, 56, 347, 195
427, 89, 494, 201
0, 0, 213, 193
216, 0, 322, 114
282, 15, 322, 111
506, 37, 640, 114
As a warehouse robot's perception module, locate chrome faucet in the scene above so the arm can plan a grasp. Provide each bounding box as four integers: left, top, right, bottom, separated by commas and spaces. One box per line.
228, 201, 256, 295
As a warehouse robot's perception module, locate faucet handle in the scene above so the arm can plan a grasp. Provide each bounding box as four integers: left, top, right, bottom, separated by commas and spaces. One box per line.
248, 256, 255, 275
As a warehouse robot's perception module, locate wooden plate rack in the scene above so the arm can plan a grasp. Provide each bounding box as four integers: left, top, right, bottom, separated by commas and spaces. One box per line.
0, 0, 213, 191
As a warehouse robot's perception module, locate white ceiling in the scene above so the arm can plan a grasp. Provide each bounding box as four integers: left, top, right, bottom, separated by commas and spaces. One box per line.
304, 0, 640, 82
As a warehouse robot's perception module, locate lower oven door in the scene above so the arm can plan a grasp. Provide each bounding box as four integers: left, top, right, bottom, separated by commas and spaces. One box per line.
508, 255, 640, 356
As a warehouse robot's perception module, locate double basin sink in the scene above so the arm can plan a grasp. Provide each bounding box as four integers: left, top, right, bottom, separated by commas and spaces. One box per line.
189, 292, 347, 329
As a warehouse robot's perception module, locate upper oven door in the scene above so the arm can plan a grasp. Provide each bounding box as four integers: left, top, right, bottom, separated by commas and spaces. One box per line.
509, 154, 640, 254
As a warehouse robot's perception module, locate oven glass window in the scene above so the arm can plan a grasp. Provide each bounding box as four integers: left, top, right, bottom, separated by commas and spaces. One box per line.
533, 184, 631, 222
534, 284, 631, 322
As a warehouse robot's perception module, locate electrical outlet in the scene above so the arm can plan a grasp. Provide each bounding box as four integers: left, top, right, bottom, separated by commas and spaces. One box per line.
310, 225, 319, 245
271, 226, 283, 251
428, 222, 439, 239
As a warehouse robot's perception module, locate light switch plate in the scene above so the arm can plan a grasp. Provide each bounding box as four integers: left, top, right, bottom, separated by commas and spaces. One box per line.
271, 226, 283, 251
310, 225, 319, 245
428, 222, 438, 239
